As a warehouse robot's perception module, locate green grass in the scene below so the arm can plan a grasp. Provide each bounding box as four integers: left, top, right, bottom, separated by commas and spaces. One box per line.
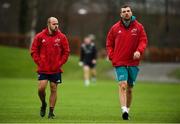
0, 46, 36, 78
0, 78, 180, 123
0, 45, 112, 80
0, 45, 180, 123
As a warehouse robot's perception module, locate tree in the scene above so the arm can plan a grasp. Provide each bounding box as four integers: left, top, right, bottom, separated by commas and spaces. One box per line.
19, 0, 29, 34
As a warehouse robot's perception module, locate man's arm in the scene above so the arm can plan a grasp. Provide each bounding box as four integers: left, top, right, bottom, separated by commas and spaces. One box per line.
30, 35, 41, 65
92, 43, 97, 60
106, 27, 115, 60
60, 35, 70, 66
136, 25, 148, 55
80, 45, 84, 62
92, 44, 97, 64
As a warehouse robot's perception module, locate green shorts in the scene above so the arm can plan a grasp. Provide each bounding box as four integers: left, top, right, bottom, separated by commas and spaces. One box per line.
114, 66, 139, 86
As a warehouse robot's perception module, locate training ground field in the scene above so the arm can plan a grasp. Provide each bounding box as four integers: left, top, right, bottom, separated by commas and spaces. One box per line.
0, 46, 180, 123
0, 78, 180, 123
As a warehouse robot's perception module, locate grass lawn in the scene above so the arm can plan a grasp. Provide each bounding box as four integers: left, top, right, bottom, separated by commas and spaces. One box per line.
0, 78, 180, 123
0, 45, 180, 123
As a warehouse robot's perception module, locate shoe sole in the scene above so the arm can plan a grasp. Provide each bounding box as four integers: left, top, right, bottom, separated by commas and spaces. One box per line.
122, 112, 129, 120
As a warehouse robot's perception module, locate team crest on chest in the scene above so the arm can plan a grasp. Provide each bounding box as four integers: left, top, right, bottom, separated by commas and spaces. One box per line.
54, 38, 60, 46
131, 28, 137, 35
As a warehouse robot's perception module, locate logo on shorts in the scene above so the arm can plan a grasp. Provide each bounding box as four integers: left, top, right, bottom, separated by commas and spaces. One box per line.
119, 75, 124, 79
57, 79, 61, 83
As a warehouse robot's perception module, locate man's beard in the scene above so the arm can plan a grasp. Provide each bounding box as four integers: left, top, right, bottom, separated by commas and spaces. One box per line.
124, 18, 131, 21
124, 16, 131, 21
122, 14, 131, 21
50, 27, 58, 32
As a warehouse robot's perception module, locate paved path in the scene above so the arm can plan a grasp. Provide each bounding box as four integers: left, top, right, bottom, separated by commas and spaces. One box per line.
137, 63, 180, 83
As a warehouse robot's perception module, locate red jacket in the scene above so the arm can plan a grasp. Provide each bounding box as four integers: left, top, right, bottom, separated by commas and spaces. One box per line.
106, 20, 147, 66
31, 28, 70, 74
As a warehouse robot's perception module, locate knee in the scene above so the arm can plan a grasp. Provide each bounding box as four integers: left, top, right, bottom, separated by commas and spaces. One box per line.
51, 88, 57, 93
38, 86, 46, 92
50, 85, 57, 93
119, 82, 127, 91
84, 66, 90, 71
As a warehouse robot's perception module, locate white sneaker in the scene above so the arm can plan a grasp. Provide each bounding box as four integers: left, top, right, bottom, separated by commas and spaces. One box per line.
84, 80, 90, 86
91, 77, 96, 83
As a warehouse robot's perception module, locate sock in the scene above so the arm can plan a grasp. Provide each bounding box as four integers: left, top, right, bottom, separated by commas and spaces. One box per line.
84, 80, 90, 86
38, 90, 46, 107
121, 106, 128, 113
91, 77, 96, 83
49, 107, 54, 113
42, 102, 47, 108
127, 108, 130, 113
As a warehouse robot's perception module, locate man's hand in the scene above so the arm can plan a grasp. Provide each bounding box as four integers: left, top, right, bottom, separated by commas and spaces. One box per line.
92, 59, 96, 64
78, 61, 83, 66
133, 51, 141, 60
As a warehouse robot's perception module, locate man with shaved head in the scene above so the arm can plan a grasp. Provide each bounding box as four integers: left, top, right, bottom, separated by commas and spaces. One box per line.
31, 17, 70, 119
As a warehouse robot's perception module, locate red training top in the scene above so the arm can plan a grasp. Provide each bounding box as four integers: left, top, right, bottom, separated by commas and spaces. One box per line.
31, 28, 70, 74
106, 20, 148, 66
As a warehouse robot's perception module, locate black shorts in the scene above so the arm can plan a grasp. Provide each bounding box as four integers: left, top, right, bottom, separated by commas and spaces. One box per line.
84, 62, 96, 68
38, 73, 62, 84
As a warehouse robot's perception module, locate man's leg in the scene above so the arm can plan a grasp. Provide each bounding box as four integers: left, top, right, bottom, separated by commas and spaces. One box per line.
119, 81, 129, 120
126, 66, 139, 113
83, 65, 90, 86
91, 67, 96, 83
48, 82, 58, 118
38, 80, 48, 117
115, 66, 129, 120
126, 85, 133, 113
119, 81, 127, 107
119, 81, 128, 111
